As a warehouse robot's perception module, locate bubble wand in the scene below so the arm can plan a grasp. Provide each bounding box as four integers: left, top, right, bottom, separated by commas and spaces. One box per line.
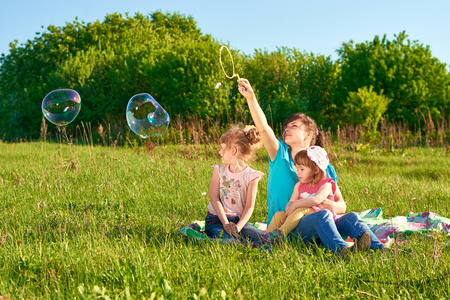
219, 45, 241, 82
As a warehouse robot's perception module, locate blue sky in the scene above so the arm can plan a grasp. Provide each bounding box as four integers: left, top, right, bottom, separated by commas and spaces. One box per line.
1, 0, 449, 68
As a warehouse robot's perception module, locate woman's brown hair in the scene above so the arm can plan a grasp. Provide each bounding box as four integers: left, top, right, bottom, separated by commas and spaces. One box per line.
283, 113, 324, 148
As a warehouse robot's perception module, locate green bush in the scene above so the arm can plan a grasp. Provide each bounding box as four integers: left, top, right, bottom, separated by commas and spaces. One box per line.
344, 86, 391, 129
0, 12, 237, 140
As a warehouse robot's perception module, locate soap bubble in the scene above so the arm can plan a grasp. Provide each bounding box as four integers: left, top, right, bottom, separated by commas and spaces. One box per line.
42, 89, 81, 126
126, 93, 170, 138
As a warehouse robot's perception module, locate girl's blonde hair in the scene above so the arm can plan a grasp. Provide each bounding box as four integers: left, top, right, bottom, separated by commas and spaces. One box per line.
219, 125, 261, 162
293, 150, 326, 185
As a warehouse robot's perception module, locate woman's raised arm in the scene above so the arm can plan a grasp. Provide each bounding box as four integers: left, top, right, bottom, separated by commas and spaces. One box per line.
238, 79, 279, 161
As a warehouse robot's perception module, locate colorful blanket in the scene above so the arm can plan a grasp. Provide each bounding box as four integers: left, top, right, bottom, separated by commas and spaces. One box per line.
355, 208, 450, 241
179, 208, 450, 246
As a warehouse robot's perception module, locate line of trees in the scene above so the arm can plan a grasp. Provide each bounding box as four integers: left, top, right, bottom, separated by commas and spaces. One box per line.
0, 12, 449, 140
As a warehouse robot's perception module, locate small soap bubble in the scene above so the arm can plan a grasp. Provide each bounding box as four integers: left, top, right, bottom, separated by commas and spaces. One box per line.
126, 93, 170, 138
41, 89, 81, 126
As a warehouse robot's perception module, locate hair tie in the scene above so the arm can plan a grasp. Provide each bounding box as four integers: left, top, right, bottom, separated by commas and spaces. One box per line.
316, 129, 319, 136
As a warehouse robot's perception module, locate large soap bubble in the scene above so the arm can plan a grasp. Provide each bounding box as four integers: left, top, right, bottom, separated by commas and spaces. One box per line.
42, 89, 81, 126
126, 93, 170, 138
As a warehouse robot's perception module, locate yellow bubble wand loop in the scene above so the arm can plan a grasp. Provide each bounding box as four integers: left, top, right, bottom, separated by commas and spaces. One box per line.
219, 45, 241, 82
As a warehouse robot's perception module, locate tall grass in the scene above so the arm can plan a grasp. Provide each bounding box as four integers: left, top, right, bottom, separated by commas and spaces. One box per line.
9, 110, 447, 150
0, 136, 449, 298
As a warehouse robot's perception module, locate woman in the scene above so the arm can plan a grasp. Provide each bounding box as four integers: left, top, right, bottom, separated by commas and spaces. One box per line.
238, 79, 385, 255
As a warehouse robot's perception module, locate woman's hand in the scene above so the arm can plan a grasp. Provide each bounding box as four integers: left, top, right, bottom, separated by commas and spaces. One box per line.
237, 78, 255, 100
317, 199, 336, 211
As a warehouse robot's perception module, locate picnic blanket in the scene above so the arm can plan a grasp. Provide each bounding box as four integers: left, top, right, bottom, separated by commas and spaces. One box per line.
179, 208, 450, 246
355, 208, 450, 241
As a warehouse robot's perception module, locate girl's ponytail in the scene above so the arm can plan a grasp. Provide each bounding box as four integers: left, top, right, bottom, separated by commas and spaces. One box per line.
244, 127, 261, 146
244, 125, 262, 152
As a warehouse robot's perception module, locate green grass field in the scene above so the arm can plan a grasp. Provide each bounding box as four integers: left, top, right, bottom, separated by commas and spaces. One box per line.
0, 141, 449, 299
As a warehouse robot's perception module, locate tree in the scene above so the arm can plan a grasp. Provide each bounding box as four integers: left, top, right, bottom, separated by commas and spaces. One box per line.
243, 48, 338, 129
336, 31, 450, 127
293, 51, 339, 128
0, 12, 230, 139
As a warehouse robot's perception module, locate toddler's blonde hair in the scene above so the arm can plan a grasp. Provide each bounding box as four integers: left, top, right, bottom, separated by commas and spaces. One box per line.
219, 125, 261, 162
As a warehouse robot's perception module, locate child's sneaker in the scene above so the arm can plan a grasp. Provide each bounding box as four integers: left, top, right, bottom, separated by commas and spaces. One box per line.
179, 227, 211, 241
260, 229, 284, 244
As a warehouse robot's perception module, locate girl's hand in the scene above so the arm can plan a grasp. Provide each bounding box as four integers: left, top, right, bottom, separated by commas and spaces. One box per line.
230, 223, 241, 238
237, 78, 255, 99
284, 202, 297, 219
224, 223, 240, 238
223, 223, 233, 236
285, 201, 293, 214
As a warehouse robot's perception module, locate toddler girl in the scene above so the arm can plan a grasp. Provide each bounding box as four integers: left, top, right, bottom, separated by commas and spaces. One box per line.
205, 126, 265, 242
261, 146, 344, 244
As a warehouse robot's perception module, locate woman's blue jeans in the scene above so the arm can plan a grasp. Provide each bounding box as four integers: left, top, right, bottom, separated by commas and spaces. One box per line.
205, 214, 264, 242
289, 210, 385, 253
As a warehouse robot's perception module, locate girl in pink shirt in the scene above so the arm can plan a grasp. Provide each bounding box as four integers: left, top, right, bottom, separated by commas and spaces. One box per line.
260, 146, 369, 252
